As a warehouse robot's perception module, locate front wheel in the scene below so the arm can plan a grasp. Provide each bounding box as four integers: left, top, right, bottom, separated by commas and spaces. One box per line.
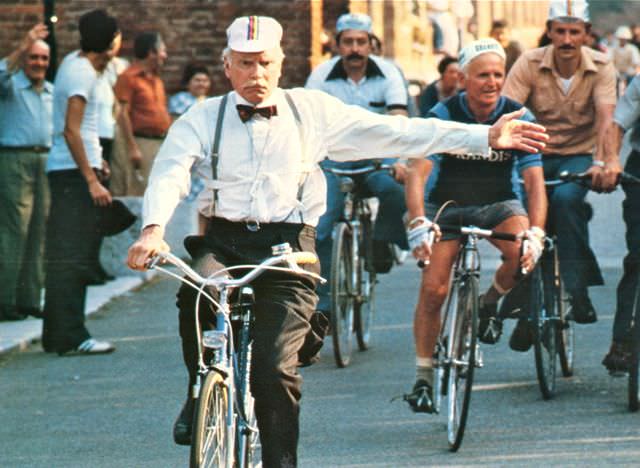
190, 372, 231, 468
447, 276, 478, 452
533, 263, 557, 400
331, 222, 355, 368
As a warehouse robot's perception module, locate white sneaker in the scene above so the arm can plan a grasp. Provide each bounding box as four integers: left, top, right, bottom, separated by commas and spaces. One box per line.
60, 338, 115, 356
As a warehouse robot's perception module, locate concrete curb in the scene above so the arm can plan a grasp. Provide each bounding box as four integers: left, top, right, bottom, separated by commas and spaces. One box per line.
0, 274, 153, 355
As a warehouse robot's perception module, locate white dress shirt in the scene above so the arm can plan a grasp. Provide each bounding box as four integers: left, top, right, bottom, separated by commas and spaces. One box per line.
143, 87, 490, 230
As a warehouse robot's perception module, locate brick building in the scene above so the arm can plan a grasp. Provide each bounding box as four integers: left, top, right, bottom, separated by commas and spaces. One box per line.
0, 0, 548, 94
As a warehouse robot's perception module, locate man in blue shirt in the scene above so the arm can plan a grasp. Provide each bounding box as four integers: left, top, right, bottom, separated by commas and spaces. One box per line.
0, 23, 53, 321
404, 39, 547, 412
602, 75, 640, 373
305, 13, 410, 316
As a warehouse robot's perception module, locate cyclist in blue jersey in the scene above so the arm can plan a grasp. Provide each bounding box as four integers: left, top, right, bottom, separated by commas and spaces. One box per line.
403, 39, 548, 413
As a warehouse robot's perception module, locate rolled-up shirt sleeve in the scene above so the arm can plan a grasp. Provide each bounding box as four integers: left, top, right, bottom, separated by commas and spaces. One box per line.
614, 76, 640, 131
142, 105, 208, 228
314, 91, 489, 161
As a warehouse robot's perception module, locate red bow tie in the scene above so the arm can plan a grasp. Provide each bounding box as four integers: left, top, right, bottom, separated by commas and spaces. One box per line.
236, 104, 278, 122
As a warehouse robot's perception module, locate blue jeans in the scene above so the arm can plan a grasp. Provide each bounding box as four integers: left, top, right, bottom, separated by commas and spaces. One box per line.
613, 150, 640, 343
543, 155, 604, 293
316, 160, 408, 311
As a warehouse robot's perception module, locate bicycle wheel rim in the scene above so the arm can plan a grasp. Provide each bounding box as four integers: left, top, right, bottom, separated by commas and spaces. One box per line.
331, 223, 354, 367
356, 213, 375, 350
190, 372, 230, 468
629, 349, 639, 412
355, 265, 375, 350
551, 246, 574, 377
629, 287, 640, 412
447, 277, 478, 451
534, 264, 557, 399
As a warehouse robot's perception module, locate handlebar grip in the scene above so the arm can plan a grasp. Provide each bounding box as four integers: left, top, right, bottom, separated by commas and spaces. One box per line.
290, 251, 318, 265
491, 232, 518, 241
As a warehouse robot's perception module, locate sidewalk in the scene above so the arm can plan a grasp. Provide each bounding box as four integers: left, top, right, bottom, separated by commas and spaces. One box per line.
0, 275, 152, 355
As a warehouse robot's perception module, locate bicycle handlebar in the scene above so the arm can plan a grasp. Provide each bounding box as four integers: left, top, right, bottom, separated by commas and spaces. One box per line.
149, 250, 325, 288
438, 224, 519, 242
522, 170, 640, 187
324, 163, 394, 177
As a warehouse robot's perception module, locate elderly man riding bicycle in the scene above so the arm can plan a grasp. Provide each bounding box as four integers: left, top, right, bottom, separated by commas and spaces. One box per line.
126, 16, 548, 467
404, 38, 548, 413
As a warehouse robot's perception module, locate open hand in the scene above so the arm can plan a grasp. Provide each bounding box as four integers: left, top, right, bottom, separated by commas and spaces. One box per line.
489, 108, 549, 154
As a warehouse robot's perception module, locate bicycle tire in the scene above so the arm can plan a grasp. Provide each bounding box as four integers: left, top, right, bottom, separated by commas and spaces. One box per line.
628, 286, 640, 412
447, 276, 478, 452
533, 263, 557, 400
190, 371, 231, 468
355, 213, 376, 350
331, 222, 355, 368
550, 245, 574, 377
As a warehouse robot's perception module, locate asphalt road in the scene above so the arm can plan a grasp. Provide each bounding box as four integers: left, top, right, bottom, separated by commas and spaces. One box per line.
1, 258, 639, 467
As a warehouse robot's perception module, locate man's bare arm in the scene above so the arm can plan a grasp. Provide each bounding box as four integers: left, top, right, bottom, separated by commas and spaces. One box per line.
405, 158, 432, 223
64, 96, 111, 206
117, 101, 143, 168
591, 102, 620, 192
6, 23, 48, 72
522, 165, 547, 230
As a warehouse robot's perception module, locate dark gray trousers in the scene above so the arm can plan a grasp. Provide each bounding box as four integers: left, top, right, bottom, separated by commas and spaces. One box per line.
176, 218, 321, 468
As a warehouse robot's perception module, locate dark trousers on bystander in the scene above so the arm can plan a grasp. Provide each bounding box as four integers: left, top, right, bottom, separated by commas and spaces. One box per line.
42, 169, 98, 353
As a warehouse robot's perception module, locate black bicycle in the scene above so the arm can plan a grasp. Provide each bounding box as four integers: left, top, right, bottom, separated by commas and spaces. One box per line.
324, 163, 394, 367
545, 170, 640, 409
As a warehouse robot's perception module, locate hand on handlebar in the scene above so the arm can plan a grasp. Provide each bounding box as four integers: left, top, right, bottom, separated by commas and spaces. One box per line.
589, 161, 622, 193
127, 225, 170, 271
518, 227, 545, 274
407, 217, 440, 263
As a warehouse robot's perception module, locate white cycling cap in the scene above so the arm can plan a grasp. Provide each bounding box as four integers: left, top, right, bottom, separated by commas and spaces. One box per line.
336, 13, 372, 33
548, 0, 590, 23
616, 26, 632, 40
458, 38, 506, 69
226, 16, 282, 53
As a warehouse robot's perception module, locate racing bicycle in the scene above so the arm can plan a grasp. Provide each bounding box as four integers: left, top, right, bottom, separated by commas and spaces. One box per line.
426, 224, 520, 451
148, 244, 323, 467
325, 162, 395, 367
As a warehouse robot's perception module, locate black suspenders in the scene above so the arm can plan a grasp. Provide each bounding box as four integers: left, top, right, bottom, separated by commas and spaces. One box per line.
209, 92, 306, 221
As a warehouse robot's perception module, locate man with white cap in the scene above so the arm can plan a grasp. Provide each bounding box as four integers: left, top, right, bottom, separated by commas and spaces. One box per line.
503, 0, 620, 325
403, 38, 547, 413
127, 15, 548, 466
610, 25, 640, 86
305, 12, 411, 318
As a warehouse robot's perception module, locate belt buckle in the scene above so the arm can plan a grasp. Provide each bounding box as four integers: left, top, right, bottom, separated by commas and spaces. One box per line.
245, 219, 260, 232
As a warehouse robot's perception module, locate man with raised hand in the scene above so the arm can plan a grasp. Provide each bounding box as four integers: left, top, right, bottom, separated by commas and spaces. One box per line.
503, 0, 620, 325
127, 15, 547, 467
0, 24, 53, 321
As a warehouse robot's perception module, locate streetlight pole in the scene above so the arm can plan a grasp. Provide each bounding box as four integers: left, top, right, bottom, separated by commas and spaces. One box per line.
43, 0, 57, 81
